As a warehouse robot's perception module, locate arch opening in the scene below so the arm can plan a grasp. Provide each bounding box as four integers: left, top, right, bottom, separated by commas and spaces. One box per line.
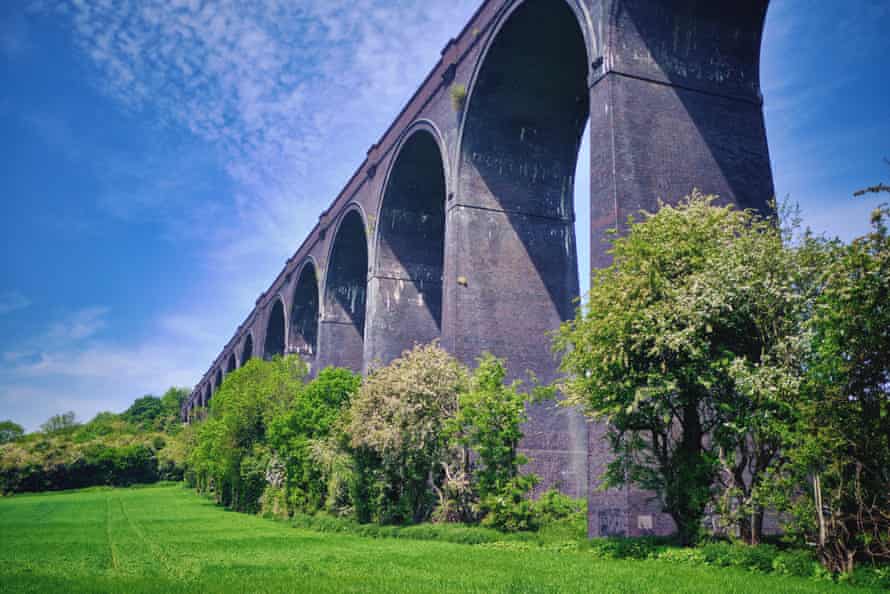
214, 368, 222, 393
321, 210, 368, 371
240, 334, 254, 366
449, 0, 590, 499
203, 385, 210, 408
226, 353, 237, 374
367, 130, 446, 366
453, 0, 589, 371
264, 299, 286, 360
290, 263, 320, 358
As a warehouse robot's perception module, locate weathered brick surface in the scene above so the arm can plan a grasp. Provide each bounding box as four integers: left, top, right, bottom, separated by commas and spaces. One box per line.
183, 0, 774, 538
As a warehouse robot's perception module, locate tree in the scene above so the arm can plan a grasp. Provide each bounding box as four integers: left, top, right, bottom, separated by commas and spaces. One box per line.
188, 355, 308, 511
704, 205, 832, 544
853, 158, 889, 197
554, 193, 814, 545
122, 396, 164, 428
349, 342, 468, 524
0, 421, 24, 444
40, 411, 78, 434
268, 367, 361, 513
780, 204, 890, 572
448, 354, 536, 526
159, 387, 189, 430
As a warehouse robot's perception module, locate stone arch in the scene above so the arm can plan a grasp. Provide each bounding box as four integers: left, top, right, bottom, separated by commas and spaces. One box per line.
226, 352, 237, 374
214, 368, 222, 393
445, 0, 592, 500
366, 124, 448, 366
203, 384, 210, 408
240, 333, 254, 366
290, 259, 320, 360
318, 206, 368, 371
449, 0, 590, 373
263, 297, 287, 360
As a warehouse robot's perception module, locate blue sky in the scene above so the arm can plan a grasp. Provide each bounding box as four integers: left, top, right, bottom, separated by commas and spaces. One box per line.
1, 0, 888, 431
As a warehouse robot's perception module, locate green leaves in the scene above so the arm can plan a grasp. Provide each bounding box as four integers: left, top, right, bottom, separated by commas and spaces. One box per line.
555, 191, 816, 544
188, 355, 309, 510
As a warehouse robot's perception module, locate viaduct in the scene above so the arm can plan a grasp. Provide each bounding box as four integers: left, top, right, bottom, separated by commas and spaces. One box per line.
182, 0, 774, 537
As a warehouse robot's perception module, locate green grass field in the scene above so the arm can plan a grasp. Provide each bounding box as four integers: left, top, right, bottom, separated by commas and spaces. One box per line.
0, 485, 880, 593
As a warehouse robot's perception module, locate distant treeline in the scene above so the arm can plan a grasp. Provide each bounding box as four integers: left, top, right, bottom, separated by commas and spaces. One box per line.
0, 388, 189, 494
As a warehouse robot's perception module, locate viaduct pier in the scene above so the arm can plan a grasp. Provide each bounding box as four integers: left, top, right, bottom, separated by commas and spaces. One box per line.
183, 0, 774, 537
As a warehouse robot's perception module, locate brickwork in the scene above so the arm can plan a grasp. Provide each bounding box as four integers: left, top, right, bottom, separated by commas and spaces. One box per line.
183, 0, 774, 539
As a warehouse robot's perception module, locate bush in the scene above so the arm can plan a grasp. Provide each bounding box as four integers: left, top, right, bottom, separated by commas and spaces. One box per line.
698, 542, 779, 573
349, 343, 468, 524
588, 537, 667, 560
771, 549, 817, 578
533, 489, 584, 524
480, 475, 539, 532
844, 565, 890, 589
268, 367, 360, 516
450, 84, 467, 111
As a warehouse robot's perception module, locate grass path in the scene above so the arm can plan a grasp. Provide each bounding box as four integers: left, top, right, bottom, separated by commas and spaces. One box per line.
0, 485, 880, 593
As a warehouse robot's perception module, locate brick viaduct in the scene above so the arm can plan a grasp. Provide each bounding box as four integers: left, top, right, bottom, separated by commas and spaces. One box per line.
182, 0, 774, 537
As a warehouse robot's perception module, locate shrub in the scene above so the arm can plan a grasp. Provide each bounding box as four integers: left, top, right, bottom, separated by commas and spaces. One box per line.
268, 367, 360, 516
771, 549, 817, 578
480, 474, 539, 532
698, 542, 779, 573
349, 343, 468, 524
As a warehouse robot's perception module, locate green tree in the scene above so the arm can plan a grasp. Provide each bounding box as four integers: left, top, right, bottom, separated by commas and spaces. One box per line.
780, 204, 890, 572
349, 342, 468, 524
268, 367, 361, 513
554, 193, 813, 545
447, 354, 537, 527
703, 205, 832, 544
0, 421, 24, 444
40, 411, 78, 434
122, 396, 164, 428
159, 387, 189, 431
188, 356, 308, 511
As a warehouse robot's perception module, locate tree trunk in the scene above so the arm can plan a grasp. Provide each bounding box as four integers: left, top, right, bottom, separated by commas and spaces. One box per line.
672, 396, 708, 546
813, 473, 826, 548
751, 506, 764, 545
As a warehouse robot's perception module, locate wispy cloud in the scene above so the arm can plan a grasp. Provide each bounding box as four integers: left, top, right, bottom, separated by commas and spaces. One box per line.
31, 0, 479, 263
13, 0, 882, 433
0, 291, 31, 315
0, 305, 213, 429
761, 0, 890, 241
6, 1, 482, 431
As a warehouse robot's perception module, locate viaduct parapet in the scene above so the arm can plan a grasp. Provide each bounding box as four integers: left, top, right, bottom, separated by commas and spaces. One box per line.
182, 0, 774, 538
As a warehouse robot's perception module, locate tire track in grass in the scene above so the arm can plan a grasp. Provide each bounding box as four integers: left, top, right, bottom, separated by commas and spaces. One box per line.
104, 493, 120, 572
115, 492, 196, 582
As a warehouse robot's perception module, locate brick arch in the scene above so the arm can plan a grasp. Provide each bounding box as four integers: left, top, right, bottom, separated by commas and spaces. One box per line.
317, 204, 368, 372
263, 296, 287, 360
240, 332, 254, 367
289, 258, 320, 362
447, 0, 592, 502
365, 123, 449, 367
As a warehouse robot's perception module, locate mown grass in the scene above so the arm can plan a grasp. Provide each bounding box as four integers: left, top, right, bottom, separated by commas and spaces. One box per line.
0, 485, 881, 593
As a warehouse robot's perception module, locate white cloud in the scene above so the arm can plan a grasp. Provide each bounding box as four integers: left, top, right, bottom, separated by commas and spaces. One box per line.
0, 306, 215, 430
14, 0, 882, 433
47, 306, 109, 342
7, 2, 484, 429
0, 292, 31, 315
32, 0, 479, 262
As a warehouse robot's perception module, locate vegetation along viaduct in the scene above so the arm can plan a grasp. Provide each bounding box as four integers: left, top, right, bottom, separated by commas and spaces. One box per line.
182, 0, 775, 538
